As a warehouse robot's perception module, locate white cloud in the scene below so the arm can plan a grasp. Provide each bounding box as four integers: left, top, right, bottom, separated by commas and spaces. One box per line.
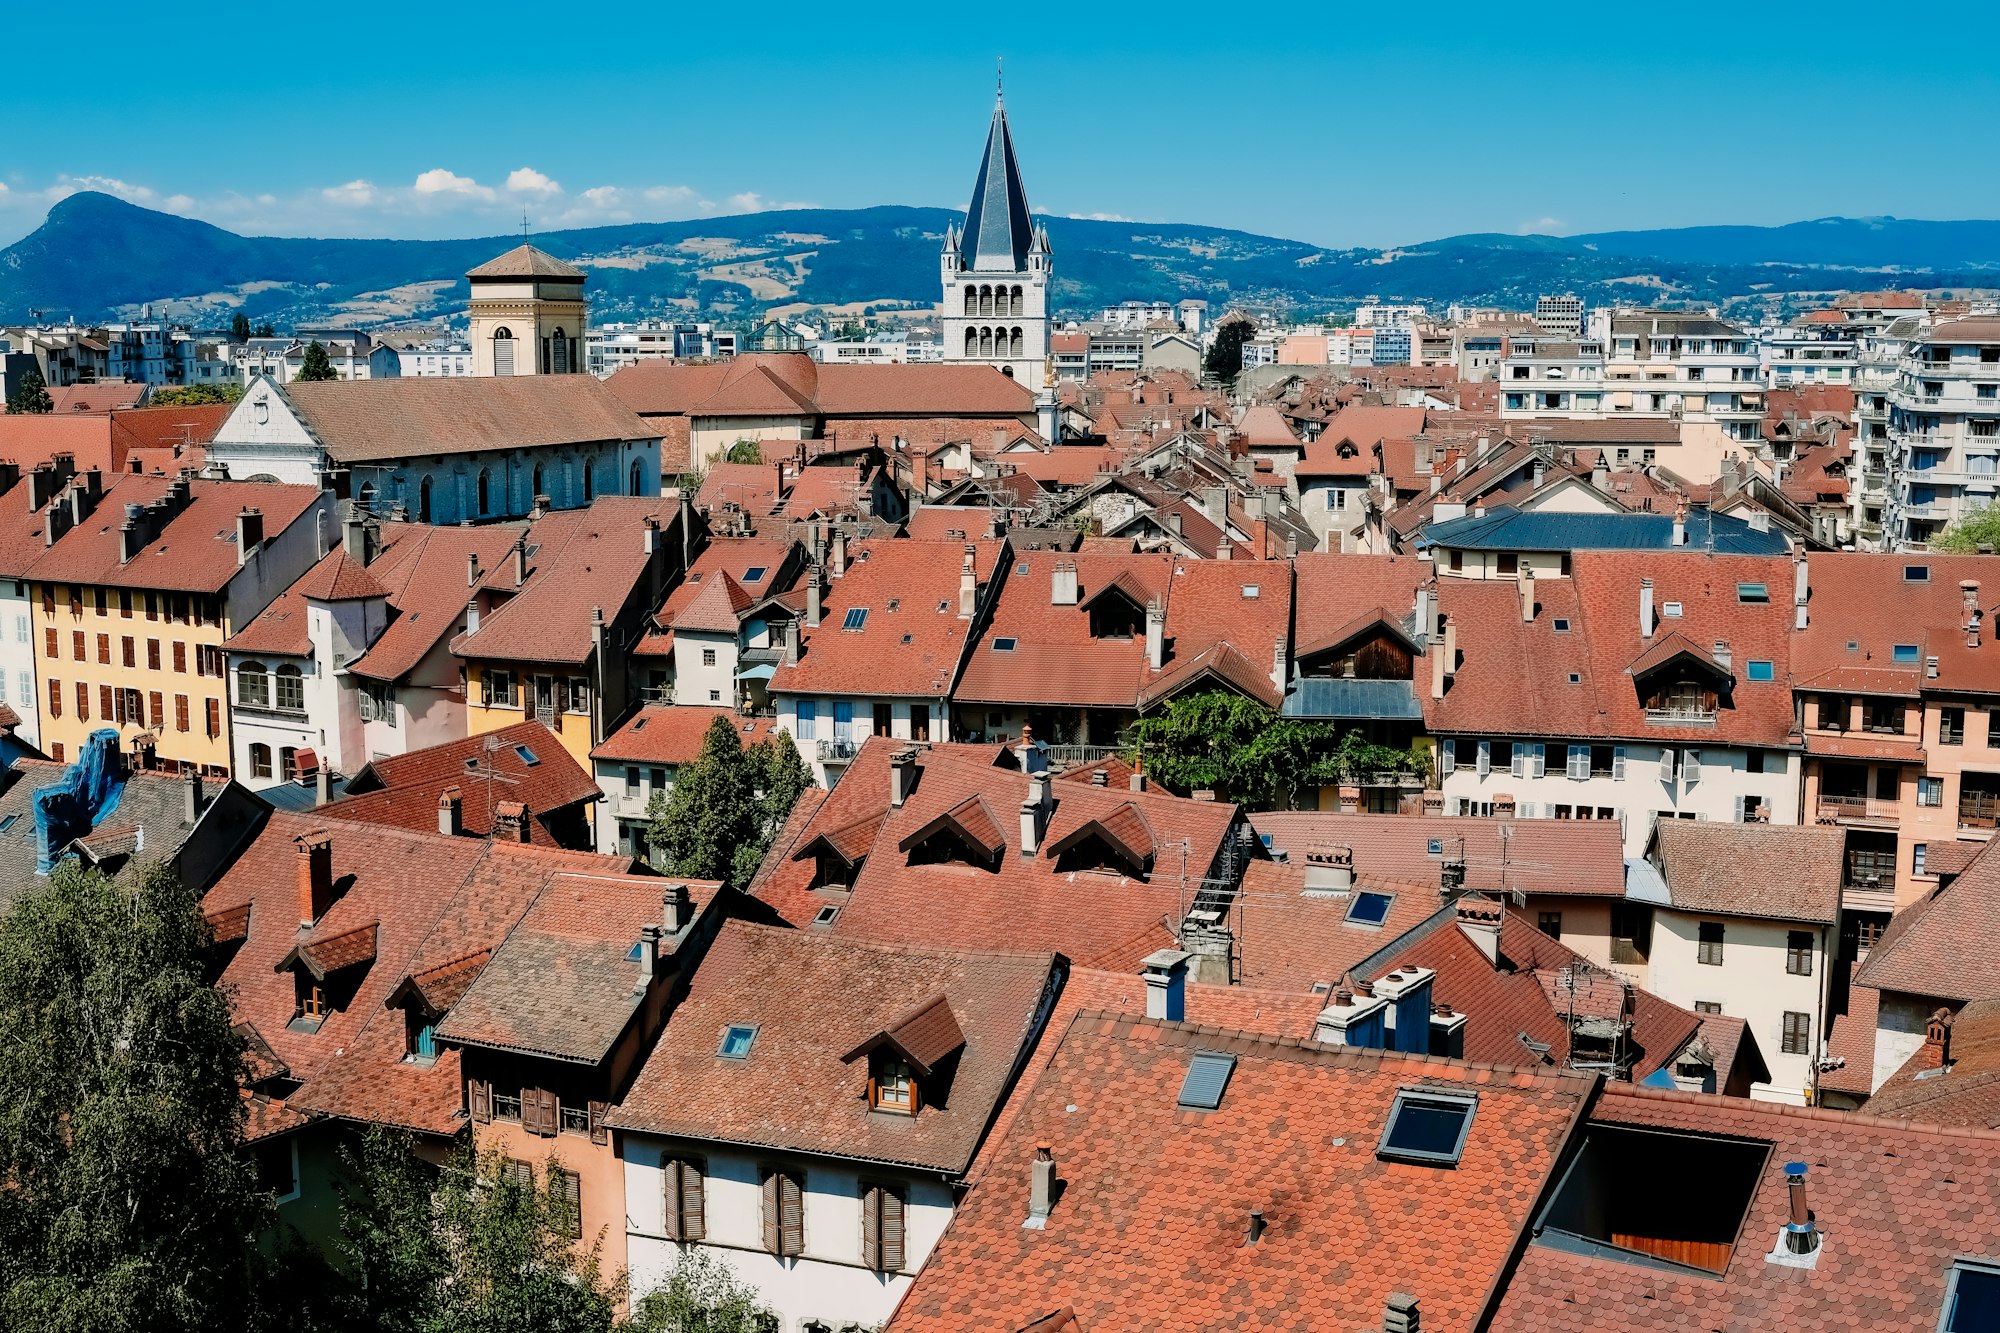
1066, 211, 1133, 222
163, 194, 196, 212
506, 167, 561, 197
322, 179, 378, 207
412, 168, 496, 202
721, 192, 814, 214
45, 175, 157, 206
642, 185, 700, 206
1519, 216, 1563, 234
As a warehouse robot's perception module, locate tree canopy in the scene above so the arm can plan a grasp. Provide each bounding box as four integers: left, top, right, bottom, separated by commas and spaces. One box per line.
647, 715, 811, 890
1934, 505, 2000, 553
295, 341, 338, 382
6, 366, 54, 415
230, 312, 253, 341
150, 383, 244, 407
1203, 315, 1257, 384
723, 439, 766, 465
1124, 690, 1423, 807
0, 860, 268, 1333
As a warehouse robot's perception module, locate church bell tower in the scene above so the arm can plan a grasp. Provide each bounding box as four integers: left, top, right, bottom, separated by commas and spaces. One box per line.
940, 79, 1051, 398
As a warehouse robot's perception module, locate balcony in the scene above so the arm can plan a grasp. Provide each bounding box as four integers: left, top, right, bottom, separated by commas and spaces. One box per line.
1816, 794, 1900, 825
1961, 791, 2000, 830
1644, 705, 1716, 727
816, 738, 859, 763
1044, 743, 1124, 766
1901, 358, 2000, 380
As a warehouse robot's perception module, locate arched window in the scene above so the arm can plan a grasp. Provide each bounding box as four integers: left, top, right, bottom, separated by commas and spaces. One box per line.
1002, 364, 1015, 379
476, 468, 490, 515
237, 662, 269, 709
979, 285, 993, 316
1011, 326, 1024, 358
583, 461, 595, 504
1011, 285, 1024, 315
630, 460, 647, 496
418, 475, 433, 523
357, 481, 376, 511
491, 326, 515, 377
275, 664, 304, 712
249, 743, 272, 780
962, 288, 976, 316
964, 328, 978, 358
979, 328, 993, 359
551, 328, 570, 374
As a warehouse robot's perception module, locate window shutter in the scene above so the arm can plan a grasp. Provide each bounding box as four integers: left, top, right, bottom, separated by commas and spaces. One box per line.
882, 1188, 905, 1273
562, 1170, 582, 1239
1659, 748, 1676, 782
1733, 794, 1747, 822
860, 1185, 880, 1269
780, 1172, 804, 1257
1439, 739, 1455, 776
507, 1158, 534, 1189
1531, 743, 1547, 778
1612, 746, 1626, 780
681, 1160, 706, 1242
1476, 739, 1491, 776
588, 1100, 608, 1146
663, 1160, 683, 1240
761, 1172, 781, 1253
1510, 745, 1525, 779
540, 1089, 560, 1137
469, 1079, 491, 1123
480, 673, 494, 707
1683, 749, 1701, 788
1568, 744, 1588, 780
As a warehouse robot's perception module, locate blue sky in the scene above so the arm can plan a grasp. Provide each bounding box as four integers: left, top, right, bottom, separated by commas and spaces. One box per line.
6, 1, 2000, 250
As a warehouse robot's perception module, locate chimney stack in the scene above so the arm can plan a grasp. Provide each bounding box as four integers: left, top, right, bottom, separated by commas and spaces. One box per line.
1051, 560, 1078, 606
1271, 635, 1288, 692
438, 786, 463, 837
889, 746, 918, 807
532, 493, 551, 520
1415, 586, 1433, 641
1026, 1143, 1056, 1228
1672, 501, 1688, 547
1926, 1007, 1954, 1066
467, 553, 481, 587
1304, 845, 1355, 895
315, 760, 331, 808
1130, 760, 1147, 794
783, 616, 801, 666
1246, 1210, 1267, 1246
1782, 1162, 1820, 1256
1713, 640, 1732, 672
1964, 580, 1983, 649
1091, 768, 1108, 786
1382, 1293, 1422, 1333
1145, 596, 1166, 672
959, 545, 978, 617
1455, 895, 1502, 966
1518, 569, 1535, 623
1140, 948, 1191, 1022
236, 507, 264, 565
831, 527, 848, 578
665, 882, 693, 934
1314, 986, 1390, 1048
342, 508, 370, 566
295, 830, 335, 928
1020, 773, 1050, 856
183, 767, 205, 826
514, 540, 528, 588
642, 514, 659, 555
493, 800, 530, 843
1639, 577, 1655, 640
807, 563, 823, 628
1794, 554, 1810, 629
636, 923, 661, 984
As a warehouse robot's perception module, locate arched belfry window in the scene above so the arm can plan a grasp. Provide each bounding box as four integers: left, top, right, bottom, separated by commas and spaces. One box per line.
963, 288, 976, 316
979, 328, 993, 359
1011, 285, 1024, 315
964, 328, 978, 357
491, 326, 515, 377
552, 328, 570, 374
1011, 327, 1024, 357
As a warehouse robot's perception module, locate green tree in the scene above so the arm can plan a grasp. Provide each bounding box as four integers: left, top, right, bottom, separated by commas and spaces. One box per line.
625, 1250, 775, 1333
295, 341, 339, 382
149, 383, 244, 407
230, 312, 253, 342
253, 323, 276, 338
1934, 505, 2000, 553
731, 735, 812, 889
723, 439, 766, 465
1124, 690, 1416, 808
1203, 314, 1256, 384
6, 366, 54, 415
0, 860, 268, 1333
647, 716, 810, 890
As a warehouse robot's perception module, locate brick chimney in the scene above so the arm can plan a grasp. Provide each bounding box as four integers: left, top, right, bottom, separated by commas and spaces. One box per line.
513, 539, 528, 587
294, 830, 335, 928
889, 746, 918, 807
664, 882, 694, 934
467, 552, 481, 587
1140, 948, 1191, 1021
1145, 596, 1166, 671
1303, 845, 1355, 894
236, 507, 264, 565
493, 800, 530, 843
959, 544, 978, 617
437, 785, 463, 837
1926, 1007, 1954, 1068
806, 562, 823, 628
1382, 1293, 1421, 1333
1025, 1143, 1056, 1229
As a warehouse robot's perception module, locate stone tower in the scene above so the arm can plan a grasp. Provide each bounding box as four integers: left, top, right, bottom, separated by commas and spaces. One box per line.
940, 87, 1051, 393
466, 244, 586, 377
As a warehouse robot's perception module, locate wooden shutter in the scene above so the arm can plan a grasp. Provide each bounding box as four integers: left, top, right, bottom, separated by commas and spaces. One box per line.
173, 642, 186, 673
587, 1100, 608, 1146
561, 1170, 582, 1239
469, 1079, 492, 1123
881, 1187, 905, 1273
206, 698, 221, 737
861, 1185, 880, 1269
176, 695, 190, 732
532, 1088, 558, 1137
1612, 746, 1626, 780
663, 1159, 683, 1240
507, 1158, 534, 1188
780, 1171, 804, 1257
149, 692, 163, 728
680, 1160, 706, 1241
761, 1171, 781, 1252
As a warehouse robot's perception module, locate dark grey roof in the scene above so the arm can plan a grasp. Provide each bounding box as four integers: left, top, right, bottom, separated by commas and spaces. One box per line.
0, 757, 196, 907
1281, 678, 1426, 721
1419, 504, 1791, 556
1608, 313, 1747, 339
960, 101, 1034, 272
255, 776, 350, 812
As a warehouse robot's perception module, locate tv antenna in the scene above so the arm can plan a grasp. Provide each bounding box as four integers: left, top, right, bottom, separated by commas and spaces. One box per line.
464, 733, 523, 833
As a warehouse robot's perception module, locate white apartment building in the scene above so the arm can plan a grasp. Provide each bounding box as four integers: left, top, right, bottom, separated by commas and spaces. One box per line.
396, 339, 473, 377
236, 333, 401, 384
1849, 315, 1921, 548
811, 334, 912, 365
1885, 316, 2000, 550
1353, 303, 1425, 330
587, 322, 730, 376
1500, 312, 1765, 451
1534, 295, 1585, 338
1759, 323, 1857, 388
1498, 332, 1609, 415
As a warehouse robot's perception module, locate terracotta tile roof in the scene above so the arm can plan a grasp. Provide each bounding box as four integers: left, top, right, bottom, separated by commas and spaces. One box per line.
1650, 821, 1843, 924
1856, 841, 2000, 1002
466, 243, 584, 279
889, 1013, 1598, 1333
452, 497, 682, 666
334, 521, 527, 682
1797, 552, 2000, 697
1864, 998, 2000, 1127
607, 921, 1057, 1174
1229, 859, 1449, 991
273, 375, 655, 463
957, 549, 1174, 707
438, 872, 720, 1064
1250, 811, 1627, 899
1234, 404, 1302, 449
694, 461, 782, 515
607, 354, 1034, 419
45, 381, 147, 414
650, 536, 796, 631
772, 539, 1001, 700
23, 473, 325, 594
1428, 551, 1799, 746
902, 505, 999, 543
1488, 1081, 2000, 1332
1819, 960, 1880, 1097
591, 706, 781, 766
326, 721, 596, 843
107, 402, 231, 457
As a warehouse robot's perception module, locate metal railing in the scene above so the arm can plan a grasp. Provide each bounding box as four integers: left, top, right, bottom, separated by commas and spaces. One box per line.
1816, 794, 1900, 823
816, 738, 859, 762
1960, 792, 2000, 828
1644, 705, 1716, 726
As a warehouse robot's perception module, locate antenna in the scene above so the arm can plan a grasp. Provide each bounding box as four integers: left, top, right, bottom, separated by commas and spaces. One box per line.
521, 209, 530, 241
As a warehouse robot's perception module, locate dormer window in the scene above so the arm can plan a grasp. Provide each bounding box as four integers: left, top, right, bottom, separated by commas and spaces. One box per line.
407, 1009, 439, 1064
295, 975, 328, 1031
870, 1054, 919, 1114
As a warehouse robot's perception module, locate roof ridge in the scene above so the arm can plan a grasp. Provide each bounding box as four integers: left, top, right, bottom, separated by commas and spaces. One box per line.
1598, 1079, 2000, 1142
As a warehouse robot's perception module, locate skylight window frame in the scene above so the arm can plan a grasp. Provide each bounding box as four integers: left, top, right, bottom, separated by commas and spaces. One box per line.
1346, 891, 1394, 927
842, 607, 870, 632
1176, 1050, 1236, 1111
1893, 643, 1921, 664
1942, 1256, 2000, 1332
1906, 565, 1932, 583
717, 1024, 759, 1060
1736, 582, 1769, 603
1377, 1087, 1478, 1166
1746, 660, 1775, 682
741, 565, 768, 583
991, 637, 1018, 652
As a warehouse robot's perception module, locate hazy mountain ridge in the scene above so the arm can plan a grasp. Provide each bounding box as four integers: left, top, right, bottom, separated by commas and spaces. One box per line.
5, 193, 1999, 328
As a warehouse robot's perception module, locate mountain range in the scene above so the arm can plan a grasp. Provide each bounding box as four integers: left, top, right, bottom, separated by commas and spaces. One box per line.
5, 193, 2000, 330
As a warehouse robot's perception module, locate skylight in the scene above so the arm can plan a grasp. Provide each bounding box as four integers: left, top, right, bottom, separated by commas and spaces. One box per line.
1662, 601, 1684, 618
1893, 644, 1920, 664
1553, 618, 1570, 631
843, 608, 869, 631
515, 745, 540, 766
1347, 891, 1393, 926
718, 1025, 758, 1059
1378, 1089, 1477, 1165
1906, 565, 1932, 582
1177, 1050, 1236, 1110
1736, 582, 1769, 603
812, 905, 840, 927
741, 565, 768, 582
1945, 1260, 2000, 1332
1241, 584, 1260, 599
992, 637, 1018, 652
1533, 1123, 1766, 1275
1016, 562, 1030, 575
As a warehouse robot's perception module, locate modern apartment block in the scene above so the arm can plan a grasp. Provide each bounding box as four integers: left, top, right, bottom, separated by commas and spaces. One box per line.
1534, 294, 1584, 338
1885, 317, 2000, 550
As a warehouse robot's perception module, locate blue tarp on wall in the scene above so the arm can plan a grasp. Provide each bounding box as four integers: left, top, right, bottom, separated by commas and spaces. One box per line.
35, 729, 127, 875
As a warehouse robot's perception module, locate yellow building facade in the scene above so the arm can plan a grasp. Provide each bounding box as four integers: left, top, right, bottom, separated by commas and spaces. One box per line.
463, 661, 597, 769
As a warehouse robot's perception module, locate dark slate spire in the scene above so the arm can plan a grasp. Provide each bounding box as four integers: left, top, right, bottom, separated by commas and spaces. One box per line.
959, 88, 1034, 273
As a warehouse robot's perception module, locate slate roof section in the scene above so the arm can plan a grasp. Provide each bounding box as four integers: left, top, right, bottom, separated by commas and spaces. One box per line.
274, 375, 655, 463
0, 757, 218, 904
1649, 821, 1843, 924
1422, 504, 1792, 555
957, 97, 1036, 272
1487, 1082, 2000, 1332
608, 921, 1057, 1174
887, 1013, 1599, 1333
438, 872, 721, 1064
